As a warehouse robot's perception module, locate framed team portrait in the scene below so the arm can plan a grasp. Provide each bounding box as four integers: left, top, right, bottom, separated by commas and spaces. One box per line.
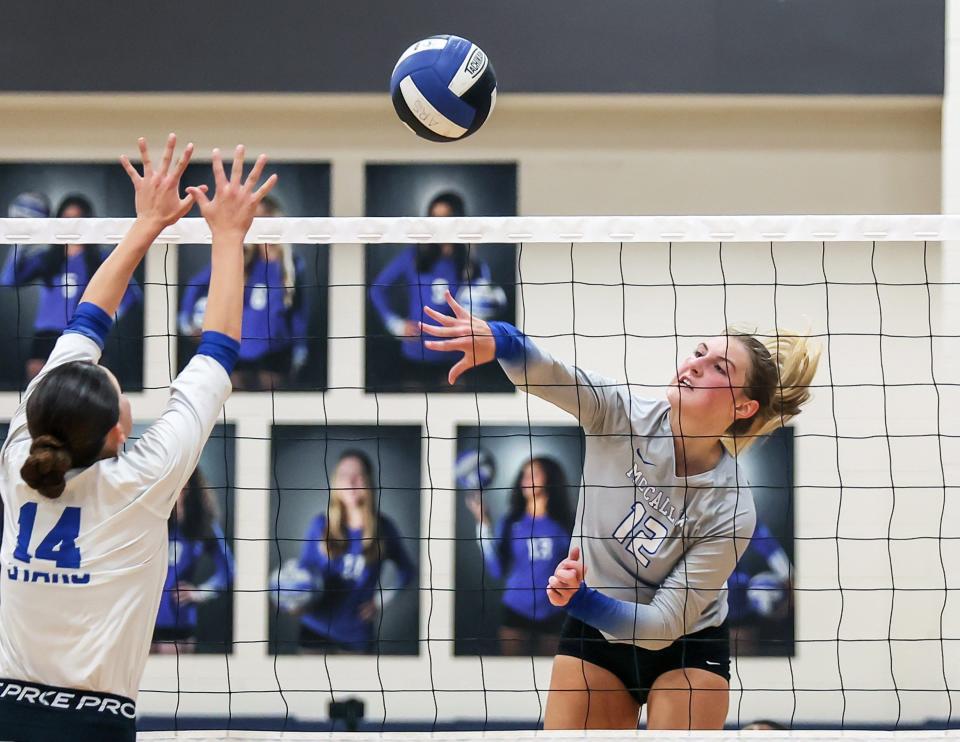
0, 164, 146, 391
268, 424, 422, 656
453, 424, 584, 657
729, 426, 796, 657
136, 423, 237, 656
364, 163, 517, 394
176, 162, 330, 392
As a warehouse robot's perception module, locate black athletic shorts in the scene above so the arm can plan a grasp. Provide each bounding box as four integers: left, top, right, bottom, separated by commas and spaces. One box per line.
234, 346, 292, 376
0, 678, 136, 742
28, 330, 60, 363
152, 626, 195, 643
557, 616, 731, 707
500, 605, 566, 634
298, 624, 371, 655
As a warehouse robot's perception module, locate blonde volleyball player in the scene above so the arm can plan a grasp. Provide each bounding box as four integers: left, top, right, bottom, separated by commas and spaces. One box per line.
421, 292, 818, 730
0, 135, 276, 741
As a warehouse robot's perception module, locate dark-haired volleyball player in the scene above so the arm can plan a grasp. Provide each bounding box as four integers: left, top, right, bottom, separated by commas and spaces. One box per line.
292, 450, 415, 654
0, 135, 276, 741
152, 469, 234, 654
421, 292, 818, 730
467, 456, 573, 655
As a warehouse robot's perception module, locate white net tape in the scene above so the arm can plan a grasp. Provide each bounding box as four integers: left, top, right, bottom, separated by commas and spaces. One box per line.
1, 215, 960, 244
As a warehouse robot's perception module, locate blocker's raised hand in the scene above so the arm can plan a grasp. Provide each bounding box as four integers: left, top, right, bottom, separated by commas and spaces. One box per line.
120, 133, 202, 229
187, 145, 278, 237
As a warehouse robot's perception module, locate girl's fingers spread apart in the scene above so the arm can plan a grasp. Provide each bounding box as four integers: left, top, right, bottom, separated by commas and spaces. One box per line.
211, 149, 227, 185
173, 143, 194, 179
445, 290, 470, 319
119, 155, 140, 182
253, 173, 278, 200
245, 154, 267, 190
422, 305, 457, 325
230, 145, 245, 185
419, 322, 468, 338
158, 133, 176, 176
423, 339, 462, 352
448, 358, 471, 385
138, 138, 152, 173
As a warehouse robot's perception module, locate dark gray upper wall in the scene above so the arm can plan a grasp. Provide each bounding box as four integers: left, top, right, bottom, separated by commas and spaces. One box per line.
1, 0, 943, 95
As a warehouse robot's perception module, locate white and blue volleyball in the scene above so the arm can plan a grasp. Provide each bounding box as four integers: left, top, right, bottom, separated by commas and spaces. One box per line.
455, 447, 496, 491
390, 35, 497, 142
8, 192, 50, 219
746, 571, 789, 619
270, 558, 322, 613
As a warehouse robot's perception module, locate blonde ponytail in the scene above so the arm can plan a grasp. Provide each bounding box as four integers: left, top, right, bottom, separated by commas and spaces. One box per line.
722, 328, 821, 455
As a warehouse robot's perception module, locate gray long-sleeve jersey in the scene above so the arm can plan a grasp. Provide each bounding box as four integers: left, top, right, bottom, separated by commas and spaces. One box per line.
497, 331, 756, 650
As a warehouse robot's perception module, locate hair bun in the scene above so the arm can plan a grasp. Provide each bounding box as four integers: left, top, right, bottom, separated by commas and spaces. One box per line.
21, 434, 72, 499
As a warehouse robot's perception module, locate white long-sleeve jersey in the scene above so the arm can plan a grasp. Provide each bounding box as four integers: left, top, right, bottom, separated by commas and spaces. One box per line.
0, 333, 231, 700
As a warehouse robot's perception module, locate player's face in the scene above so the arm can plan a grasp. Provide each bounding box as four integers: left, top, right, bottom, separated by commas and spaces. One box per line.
332, 456, 370, 510
429, 201, 454, 218
520, 460, 547, 503
667, 336, 756, 434
429, 201, 457, 252
60, 204, 85, 219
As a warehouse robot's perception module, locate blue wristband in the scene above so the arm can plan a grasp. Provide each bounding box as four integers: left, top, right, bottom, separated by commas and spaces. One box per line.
566, 583, 638, 638
64, 302, 113, 350
197, 331, 241, 375
487, 321, 527, 363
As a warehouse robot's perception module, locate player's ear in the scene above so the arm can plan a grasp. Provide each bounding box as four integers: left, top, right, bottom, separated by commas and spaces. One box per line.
103, 421, 126, 454
734, 398, 760, 421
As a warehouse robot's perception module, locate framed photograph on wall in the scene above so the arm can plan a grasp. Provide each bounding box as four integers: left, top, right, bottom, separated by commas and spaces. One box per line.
142, 423, 237, 656
365, 163, 517, 394
176, 163, 330, 392
268, 424, 421, 656
0, 165, 145, 391
454, 424, 584, 657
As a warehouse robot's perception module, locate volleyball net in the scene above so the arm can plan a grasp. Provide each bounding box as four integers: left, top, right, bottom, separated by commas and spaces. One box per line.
0, 215, 957, 734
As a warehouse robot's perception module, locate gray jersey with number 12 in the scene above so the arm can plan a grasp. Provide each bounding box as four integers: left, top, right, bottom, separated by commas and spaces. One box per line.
498, 334, 756, 650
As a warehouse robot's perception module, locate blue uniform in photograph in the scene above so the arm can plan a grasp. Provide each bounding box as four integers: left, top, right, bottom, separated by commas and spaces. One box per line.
297, 514, 415, 649
370, 247, 461, 363
180, 255, 308, 363
155, 522, 234, 633
726, 520, 791, 622
1, 247, 141, 332
483, 514, 571, 623
370, 247, 506, 363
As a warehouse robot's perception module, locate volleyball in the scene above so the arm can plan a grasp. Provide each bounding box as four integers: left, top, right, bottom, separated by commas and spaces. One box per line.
269, 558, 321, 613
8, 191, 50, 219
746, 571, 789, 619
455, 447, 496, 490
390, 35, 497, 142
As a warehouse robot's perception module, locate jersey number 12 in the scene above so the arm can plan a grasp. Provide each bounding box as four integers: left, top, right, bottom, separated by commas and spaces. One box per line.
13, 503, 82, 569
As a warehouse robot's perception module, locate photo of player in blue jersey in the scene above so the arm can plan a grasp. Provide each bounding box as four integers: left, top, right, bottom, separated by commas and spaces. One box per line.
269, 426, 421, 656
176, 162, 329, 391
0, 166, 149, 392
454, 426, 583, 657
151, 467, 234, 655
365, 164, 516, 393
727, 427, 796, 656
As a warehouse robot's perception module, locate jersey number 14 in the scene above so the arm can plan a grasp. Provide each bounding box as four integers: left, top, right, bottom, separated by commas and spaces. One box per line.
13, 503, 82, 569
